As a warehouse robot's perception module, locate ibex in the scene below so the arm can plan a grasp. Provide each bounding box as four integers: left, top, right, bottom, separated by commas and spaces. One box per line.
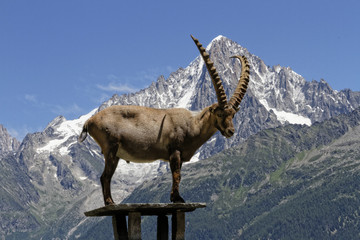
78, 35, 250, 205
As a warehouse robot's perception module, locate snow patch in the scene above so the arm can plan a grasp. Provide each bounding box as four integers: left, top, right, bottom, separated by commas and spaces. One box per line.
272, 108, 312, 126
36, 108, 97, 154
59, 146, 70, 155
175, 59, 202, 108
273, 65, 282, 73
212, 35, 226, 42
208, 136, 217, 144
190, 152, 201, 163
176, 86, 195, 108
260, 99, 311, 126
67, 218, 88, 239
115, 161, 160, 185
37, 139, 69, 154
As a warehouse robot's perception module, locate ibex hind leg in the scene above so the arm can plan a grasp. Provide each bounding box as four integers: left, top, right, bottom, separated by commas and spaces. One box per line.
100, 145, 120, 206
169, 150, 185, 203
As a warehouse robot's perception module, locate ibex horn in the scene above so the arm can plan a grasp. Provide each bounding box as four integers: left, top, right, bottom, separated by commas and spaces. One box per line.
228, 56, 250, 111
191, 35, 228, 109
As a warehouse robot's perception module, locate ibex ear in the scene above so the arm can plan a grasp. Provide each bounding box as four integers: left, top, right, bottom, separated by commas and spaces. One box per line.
209, 106, 215, 113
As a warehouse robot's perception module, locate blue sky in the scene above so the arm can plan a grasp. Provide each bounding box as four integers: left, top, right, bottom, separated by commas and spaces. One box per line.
1, 0, 359, 140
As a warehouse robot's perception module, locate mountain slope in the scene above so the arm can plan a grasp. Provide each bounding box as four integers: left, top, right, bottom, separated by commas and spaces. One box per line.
0, 126, 37, 238
0, 153, 40, 238
120, 107, 360, 239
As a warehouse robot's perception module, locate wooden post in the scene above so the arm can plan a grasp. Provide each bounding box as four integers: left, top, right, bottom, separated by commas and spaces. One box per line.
157, 214, 168, 240
128, 212, 141, 240
112, 215, 128, 240
172, 211, 185, 240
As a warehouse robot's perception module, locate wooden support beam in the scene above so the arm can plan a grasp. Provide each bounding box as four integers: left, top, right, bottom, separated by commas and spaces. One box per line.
112, 215, 128, 240
128, 212, 141, 240
157, 215, 168, 240
85, 203, 206, 217
172, 211, 185, 240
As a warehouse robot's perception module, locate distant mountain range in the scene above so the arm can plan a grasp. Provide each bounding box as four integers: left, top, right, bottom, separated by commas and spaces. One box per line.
1, 35, 360, 239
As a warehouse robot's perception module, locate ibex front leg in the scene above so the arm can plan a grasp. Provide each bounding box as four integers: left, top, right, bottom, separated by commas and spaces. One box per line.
169, 150, 185, 203
101, 145, 119, 205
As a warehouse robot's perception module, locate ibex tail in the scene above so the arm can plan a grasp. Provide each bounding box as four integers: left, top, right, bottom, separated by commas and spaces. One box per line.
78, 123, 88, 143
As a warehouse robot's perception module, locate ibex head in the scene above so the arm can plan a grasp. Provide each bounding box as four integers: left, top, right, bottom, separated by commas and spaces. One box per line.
191, 35, 250, 138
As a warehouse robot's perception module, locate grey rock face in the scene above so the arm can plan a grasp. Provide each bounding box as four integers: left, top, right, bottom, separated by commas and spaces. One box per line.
0, 124, 20, 155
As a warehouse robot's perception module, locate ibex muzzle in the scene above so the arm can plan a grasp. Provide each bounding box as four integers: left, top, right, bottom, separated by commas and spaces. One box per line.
79, 35, 250, 205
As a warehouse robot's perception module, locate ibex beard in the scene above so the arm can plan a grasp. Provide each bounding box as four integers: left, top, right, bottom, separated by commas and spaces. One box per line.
78, 35, 250, 205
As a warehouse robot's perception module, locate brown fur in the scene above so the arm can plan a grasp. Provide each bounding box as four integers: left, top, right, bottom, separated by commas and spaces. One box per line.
79, 103, 237, 204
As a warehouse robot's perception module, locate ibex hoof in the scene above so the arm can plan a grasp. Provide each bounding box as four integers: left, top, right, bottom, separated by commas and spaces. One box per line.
171, 195, 185, 203
104, 198, 115, 206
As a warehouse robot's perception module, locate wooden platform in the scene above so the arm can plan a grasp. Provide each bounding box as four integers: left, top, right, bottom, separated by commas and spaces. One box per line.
84, 203, 206, 240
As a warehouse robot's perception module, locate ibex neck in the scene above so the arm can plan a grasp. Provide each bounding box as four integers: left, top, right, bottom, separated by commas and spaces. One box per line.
179, 106, 218, 162
194, 106, 218, 141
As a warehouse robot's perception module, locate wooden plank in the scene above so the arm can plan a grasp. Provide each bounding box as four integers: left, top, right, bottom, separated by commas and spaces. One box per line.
172, 211, 185, 240
84, 203, 206, 217
157, 214, 168, 240
112, 215, 128, 240
128, 212, 141, 240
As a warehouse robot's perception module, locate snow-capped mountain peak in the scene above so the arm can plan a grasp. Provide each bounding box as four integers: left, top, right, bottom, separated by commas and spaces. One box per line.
205, 34, 227, 51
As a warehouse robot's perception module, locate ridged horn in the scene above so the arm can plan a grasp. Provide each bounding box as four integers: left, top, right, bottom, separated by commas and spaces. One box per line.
228, 55, 250, 111
191, 35, 228, 109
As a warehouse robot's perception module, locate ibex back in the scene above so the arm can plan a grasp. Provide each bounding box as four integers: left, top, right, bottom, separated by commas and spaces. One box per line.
78, 35, 250, 205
